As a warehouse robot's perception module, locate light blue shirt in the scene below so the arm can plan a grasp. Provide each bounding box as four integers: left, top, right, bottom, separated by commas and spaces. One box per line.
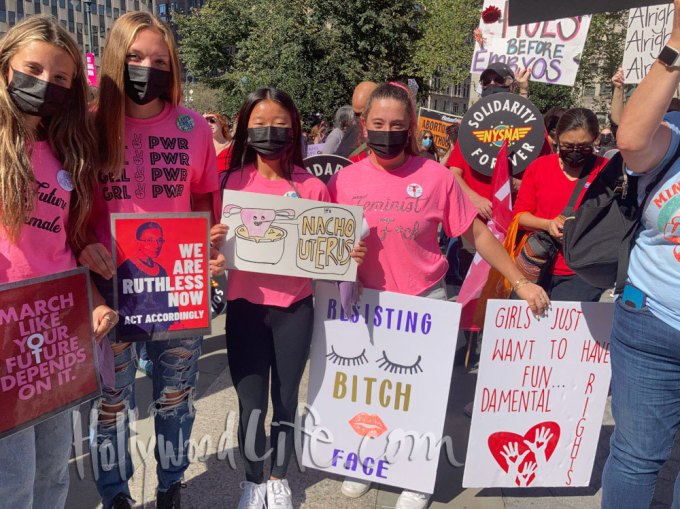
627, 120, 680, 331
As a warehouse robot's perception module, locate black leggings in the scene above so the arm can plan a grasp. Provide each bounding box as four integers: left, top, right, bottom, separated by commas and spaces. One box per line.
226, 296, 314, 483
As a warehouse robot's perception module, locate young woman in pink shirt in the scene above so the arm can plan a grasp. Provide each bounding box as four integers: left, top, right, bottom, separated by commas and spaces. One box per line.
0, 15, 117, 509
327, 82, 550, 509
211, 87, 364, 509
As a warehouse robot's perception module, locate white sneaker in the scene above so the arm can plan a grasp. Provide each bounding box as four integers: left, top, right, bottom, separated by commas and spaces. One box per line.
340, 477, 372, 498
267, 478, 293, 509
237, 481, 267, 509
395, 489, 431, 509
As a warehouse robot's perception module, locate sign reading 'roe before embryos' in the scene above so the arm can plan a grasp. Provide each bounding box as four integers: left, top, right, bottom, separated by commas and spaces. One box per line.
302, 283, 462, 494
220, 190, 363, 282
0, 268, 100, 439
463, 300, 614, 488
471, 0, 591, 86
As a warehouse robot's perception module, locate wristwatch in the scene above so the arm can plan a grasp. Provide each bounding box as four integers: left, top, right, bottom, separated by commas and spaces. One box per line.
658, 44, 680, 67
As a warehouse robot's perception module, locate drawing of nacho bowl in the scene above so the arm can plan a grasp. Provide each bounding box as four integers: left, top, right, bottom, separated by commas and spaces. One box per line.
235, 224, 287, 264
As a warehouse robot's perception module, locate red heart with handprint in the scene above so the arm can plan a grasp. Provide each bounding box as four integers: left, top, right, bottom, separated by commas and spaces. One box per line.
487, 421, 560, 486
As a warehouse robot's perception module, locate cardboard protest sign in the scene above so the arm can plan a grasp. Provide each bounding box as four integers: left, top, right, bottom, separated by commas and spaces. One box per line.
507, 0, 669, 25
417, 108, 462, 151
302, 283, 461, 494
303, 154, 352, 185
220, 191, 362, 282
0, 268, 100, 439
623, 4, 675, 83
306, 143, 326, 158
471, 0, 591, 86
463, 300, 614, 487
111, 213, 211, 341
458, 92, 545, 176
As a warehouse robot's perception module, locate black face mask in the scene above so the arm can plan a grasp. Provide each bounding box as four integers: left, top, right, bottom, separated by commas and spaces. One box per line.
560, 149, 592, 168
481, 84, 510, 97
366, 130, 409, 160
247, 126, 292, 158
599, 134, 614, 146
8, 69, 70, 117
124, 64, 171, 105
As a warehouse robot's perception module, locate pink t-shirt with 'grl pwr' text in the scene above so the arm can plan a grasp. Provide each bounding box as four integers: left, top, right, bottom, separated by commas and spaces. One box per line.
223, 163, 330, 307
328, 155, 477, 296
91, 102, 218, 250
0, 142, 76, 284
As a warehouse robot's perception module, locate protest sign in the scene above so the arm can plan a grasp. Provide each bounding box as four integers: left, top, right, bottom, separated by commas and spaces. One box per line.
623, 4, 675, 83
0, 268, 100, 439
508, 0, 669, 25
471, 0, 591, 86
220, 191, 362, 282
86, 52, 97, 87
307, 143, 326, 158
417, 108, 462, 151
302, 283, 461, 494
458, 92, 545, 176
303, 154, 352, 185
463, 300, 614, 487
111, 213, 211, 341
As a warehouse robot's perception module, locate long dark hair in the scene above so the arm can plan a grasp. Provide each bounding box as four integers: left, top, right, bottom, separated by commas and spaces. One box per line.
227, 88, 304, 180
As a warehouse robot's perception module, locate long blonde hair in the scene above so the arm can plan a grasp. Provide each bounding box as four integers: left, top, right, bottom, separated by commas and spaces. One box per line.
95, 12, 182, 177
0, 15, 96, 250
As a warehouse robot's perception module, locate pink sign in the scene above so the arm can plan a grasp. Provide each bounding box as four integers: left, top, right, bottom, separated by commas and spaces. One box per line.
86, 52, 97, 87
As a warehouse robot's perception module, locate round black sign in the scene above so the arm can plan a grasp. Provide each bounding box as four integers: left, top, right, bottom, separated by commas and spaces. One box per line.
458, 93, 545, 176
303, 154, 352, 184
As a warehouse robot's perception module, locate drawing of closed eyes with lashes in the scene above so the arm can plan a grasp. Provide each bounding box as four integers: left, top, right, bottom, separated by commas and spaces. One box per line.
326, 346, 424, 374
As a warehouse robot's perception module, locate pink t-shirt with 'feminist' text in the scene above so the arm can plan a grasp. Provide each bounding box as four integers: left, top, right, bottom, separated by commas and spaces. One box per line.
328, 155, 477, 295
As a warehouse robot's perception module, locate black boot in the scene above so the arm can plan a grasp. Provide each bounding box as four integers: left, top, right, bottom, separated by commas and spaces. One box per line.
156, 481, 184, 509
110, 493, 133, 509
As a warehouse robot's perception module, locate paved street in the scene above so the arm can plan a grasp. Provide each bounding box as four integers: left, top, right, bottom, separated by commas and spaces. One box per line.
66, 312, 680, 509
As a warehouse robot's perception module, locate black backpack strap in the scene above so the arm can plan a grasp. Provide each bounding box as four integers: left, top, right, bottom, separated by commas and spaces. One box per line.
562, 156, 597, 217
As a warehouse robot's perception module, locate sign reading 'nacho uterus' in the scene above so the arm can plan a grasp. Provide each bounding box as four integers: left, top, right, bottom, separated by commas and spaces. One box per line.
220, 190, 363, 281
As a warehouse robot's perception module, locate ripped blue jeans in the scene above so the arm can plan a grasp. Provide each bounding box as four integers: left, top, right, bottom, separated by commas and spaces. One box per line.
89, 337, 201, 508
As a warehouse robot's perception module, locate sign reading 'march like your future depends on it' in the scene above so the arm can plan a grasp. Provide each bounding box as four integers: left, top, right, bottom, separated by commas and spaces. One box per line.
0, 268, 100, 439
471, 0, 591, 86
220, 190, 363, 282
463, 300, 614, 488
302, 283, 462, 494
458, 92, 545, 177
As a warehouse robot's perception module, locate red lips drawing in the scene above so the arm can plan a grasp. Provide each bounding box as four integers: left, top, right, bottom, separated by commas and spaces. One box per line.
487, 421, 560, 487
349, 413, 388, 438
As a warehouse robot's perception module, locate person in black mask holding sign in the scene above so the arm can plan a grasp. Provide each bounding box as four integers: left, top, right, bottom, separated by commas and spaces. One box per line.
78, 11, 219, 509
513, 108, 608, 301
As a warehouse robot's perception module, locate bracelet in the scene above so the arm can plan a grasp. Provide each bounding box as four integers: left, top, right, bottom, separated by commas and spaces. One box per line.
512, 278, 531, 292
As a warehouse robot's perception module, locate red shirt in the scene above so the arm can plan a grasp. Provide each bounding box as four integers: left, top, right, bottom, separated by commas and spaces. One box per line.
513, 154, 608, 276
217, 145, 233, 172
445, 138, 553, 202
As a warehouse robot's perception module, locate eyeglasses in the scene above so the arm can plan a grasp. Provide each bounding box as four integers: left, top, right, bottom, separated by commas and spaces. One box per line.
423, 136, 433, 140
205, 117, 217, 124
558, 143, 594, 153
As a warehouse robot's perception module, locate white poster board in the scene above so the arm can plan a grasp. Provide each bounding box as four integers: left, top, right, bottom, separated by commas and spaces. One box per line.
470, 0, 591, 86
463, 300, 614, 488
623, 4, 674, 84
302, 283, 461, 494
220, 191, 362, 282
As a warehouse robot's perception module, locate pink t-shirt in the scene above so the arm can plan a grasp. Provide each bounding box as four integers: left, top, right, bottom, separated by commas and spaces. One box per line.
0, 142, 76, 283
224, 163, 330, 307
91, 102, 219, 249
328, 155, 477, 295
